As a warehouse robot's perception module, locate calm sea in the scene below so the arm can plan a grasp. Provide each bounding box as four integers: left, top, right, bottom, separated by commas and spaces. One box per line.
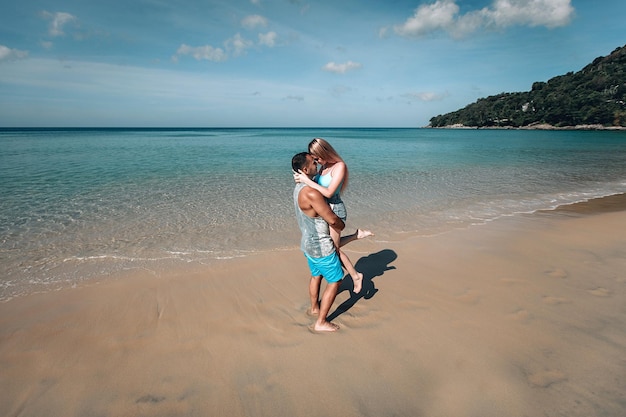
1, 127, 626, 300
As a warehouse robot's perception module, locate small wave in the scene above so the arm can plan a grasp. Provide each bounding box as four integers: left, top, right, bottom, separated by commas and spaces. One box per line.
63, 254, 180, 263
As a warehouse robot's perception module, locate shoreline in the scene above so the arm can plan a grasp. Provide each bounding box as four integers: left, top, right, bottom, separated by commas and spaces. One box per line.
540, 191, 626, 215
2, 192, 626, 303
1, 194, 625, 416
428, 123, 626, 130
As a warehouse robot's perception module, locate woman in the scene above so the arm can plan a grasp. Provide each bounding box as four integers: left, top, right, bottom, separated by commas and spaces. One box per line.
294, 137, 372, 294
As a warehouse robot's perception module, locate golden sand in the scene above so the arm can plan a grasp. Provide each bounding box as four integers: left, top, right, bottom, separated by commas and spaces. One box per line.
1, 196, 625, 417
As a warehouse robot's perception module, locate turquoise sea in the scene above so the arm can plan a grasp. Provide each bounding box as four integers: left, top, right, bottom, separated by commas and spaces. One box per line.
1, 127, 626, 301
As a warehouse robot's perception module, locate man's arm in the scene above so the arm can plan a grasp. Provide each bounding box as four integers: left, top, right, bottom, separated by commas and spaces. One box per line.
303, 187, 345, 232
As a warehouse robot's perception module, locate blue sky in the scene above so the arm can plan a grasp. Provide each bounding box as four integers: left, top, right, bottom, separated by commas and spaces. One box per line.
0, 0, 624, 127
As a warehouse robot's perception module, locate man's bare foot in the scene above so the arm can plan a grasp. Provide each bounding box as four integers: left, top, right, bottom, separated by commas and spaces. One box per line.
357, 229, 373, 239
313, 321, 340, 332
352, 272, 363, 294
306, 307, 320, 317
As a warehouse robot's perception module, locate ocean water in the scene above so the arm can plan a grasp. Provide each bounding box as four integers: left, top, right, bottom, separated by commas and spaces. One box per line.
1, 127, 626, 300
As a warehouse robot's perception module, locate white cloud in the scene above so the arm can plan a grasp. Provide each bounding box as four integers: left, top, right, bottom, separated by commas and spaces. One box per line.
448, 10, 487, 38
225, 33, 253, 56
402, 91, 449, 102
487, 0, 575, 28
392, 0, 574, 38
251, 0, 261, 5
242, 14, 268, 29
41, 11, 77, 37
0, 45, 29, 62
258, 31, 277, 47
322, 61, 363, 74
173, 33, 256, 62
173, 44, 227, 62
394, 0, 459, 38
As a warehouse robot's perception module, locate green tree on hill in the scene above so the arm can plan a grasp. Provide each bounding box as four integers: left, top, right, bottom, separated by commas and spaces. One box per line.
429, 44, 626, 128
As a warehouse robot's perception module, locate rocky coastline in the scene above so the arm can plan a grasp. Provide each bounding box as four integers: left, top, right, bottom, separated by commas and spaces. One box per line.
428, 123, 626, 130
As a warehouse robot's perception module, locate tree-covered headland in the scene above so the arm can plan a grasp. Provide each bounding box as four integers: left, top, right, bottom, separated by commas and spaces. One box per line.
429, 44, 626, 129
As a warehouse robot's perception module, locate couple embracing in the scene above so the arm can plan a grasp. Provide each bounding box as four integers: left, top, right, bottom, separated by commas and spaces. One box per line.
292, 138, 372, 333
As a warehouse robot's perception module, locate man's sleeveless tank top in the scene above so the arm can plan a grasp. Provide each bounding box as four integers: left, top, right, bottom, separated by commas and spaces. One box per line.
293, 183, 335, 258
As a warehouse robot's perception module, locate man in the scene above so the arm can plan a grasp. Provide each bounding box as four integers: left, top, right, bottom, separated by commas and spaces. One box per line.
292, 152, 345, 332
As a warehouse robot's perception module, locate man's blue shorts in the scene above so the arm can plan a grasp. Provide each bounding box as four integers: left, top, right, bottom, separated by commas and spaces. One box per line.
304, 251, 344, 283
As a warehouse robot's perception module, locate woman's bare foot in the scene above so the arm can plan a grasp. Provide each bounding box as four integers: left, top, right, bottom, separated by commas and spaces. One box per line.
352, 272, 363, 294
313, 321, 340, 332
357, 229, 373, 239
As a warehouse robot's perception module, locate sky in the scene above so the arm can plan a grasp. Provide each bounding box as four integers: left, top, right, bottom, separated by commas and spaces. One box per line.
0, 0, 624, 127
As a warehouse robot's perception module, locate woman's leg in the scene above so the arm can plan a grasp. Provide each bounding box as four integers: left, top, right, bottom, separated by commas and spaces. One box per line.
330, 227, 363, 294
339, 228, 373, 248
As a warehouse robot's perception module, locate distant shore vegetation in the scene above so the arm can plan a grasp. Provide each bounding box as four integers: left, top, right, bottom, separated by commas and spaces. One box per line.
429, 44, 626, 129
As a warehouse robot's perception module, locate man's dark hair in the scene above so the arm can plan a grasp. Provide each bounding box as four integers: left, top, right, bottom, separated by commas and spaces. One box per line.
291, 152, 309, 172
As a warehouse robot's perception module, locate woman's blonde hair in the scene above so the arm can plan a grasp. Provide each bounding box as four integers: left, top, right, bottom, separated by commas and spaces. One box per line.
308, 137, 348, 191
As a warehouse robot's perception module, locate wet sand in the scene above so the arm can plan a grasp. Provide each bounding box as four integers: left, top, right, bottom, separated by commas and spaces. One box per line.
1, 195, 625, 417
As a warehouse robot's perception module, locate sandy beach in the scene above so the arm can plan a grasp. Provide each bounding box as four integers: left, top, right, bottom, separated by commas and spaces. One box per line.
1, 195, 625, 417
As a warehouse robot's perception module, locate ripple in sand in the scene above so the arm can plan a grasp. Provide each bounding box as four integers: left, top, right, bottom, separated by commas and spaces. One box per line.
397, 299, 430, 311
545, 268, 568, 279
136, 395, 166, 404
508, 309, 532, 323
542, 296, 571, 305
527, 370, 568, 388
337, 309, 391, 329
500, 278, 528, 285
455, 289, 481, 305
235, 369, 296, 415
588, 287, 612, 297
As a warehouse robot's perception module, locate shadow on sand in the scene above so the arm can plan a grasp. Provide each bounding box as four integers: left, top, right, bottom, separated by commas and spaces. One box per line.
328, 249, 397, 321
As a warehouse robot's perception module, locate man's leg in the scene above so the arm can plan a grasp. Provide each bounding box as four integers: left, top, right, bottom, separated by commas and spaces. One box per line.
308, 275, 322, 316
314, 281, 340, 332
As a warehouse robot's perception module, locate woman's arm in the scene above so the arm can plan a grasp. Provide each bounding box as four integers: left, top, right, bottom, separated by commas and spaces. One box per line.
293, 171, 319, 189
294, 162, 345, 198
